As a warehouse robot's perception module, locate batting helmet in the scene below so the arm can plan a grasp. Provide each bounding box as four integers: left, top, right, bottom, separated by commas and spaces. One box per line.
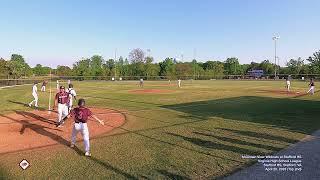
78, 99, 85, 107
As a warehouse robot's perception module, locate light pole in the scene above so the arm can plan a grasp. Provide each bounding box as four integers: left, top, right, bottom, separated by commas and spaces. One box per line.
272, 36, 280, 78
114, 48, 117, 80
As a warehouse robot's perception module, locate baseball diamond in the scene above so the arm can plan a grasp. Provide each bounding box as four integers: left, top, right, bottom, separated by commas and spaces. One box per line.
0, 80, 319, 179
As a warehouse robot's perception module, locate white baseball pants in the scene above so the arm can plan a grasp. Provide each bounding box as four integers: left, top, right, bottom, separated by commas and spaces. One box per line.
57, 103, 68, 123
307, 86, 315, 94
71, 122, 90, 152
29, 93, 38, 107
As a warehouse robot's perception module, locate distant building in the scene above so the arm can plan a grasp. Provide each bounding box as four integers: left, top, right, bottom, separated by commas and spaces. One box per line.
248, 70, 264, 78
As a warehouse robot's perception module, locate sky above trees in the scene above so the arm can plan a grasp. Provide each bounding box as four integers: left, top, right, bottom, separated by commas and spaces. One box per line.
0, 0, 319, 67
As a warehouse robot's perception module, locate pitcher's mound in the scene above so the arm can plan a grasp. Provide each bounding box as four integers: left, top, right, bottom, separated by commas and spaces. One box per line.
0, 107, 125, 154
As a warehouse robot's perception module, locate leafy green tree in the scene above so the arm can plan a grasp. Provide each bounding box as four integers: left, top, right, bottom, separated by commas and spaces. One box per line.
307, 50, 320, 73
175, 63, 193, 78
5, 54, 31, 78
159, 58, 176, 79
56, 66, 72, 76
203, 61, 224, 78
191, 59, 204, 79
286, 57, 304, 74
33, 64, 51, 76
224, 57, 240, 75
259, 60, 274, 74
90, 55, 105, 76
73, 58, 92, 76
0, 58, 8, 78
144, 56, 160, 78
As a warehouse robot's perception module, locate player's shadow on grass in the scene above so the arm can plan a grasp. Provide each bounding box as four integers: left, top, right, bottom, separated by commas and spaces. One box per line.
215, 128, 297, 144
156, 170, 191, 180
161, 96, 320, 135
167, 132, 262, 155
193, 131, 282, 152
7, 100, 46, 111
89, 156, 138, 179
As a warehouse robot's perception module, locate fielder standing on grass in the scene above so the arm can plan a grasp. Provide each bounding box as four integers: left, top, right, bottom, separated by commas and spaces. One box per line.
54, 86, 70, 127
66, 84, 77, 113
56, 80, 60, 91
286, 77, 291, 92
69, 99, 104, 156
307, 78, 315, 95
178, 79, 181, 88
29, 82, 39, 108
41, 80, 47, 92
139, 78, 144, 87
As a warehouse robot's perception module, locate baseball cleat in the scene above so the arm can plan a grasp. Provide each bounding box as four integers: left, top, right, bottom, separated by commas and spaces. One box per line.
85, 152, 91, 157
28, 103, 32, 107
70, 144, 75, 148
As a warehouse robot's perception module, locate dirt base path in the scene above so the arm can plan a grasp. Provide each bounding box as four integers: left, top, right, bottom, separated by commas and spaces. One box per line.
0, 107, 126, 154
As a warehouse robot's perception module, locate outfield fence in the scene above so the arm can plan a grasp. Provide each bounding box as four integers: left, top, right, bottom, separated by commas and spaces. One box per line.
1, 74, 319, 87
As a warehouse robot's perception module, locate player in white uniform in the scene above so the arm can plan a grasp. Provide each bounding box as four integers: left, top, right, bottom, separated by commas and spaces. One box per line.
66, 84, 77, 113
56, 80, 60, 91
41, 81, 47, 92
286, 77, 291, 92
307, 78, 315, 95
139, 78, 144, 87
178, 79, 181, 88
29, 82, 39, 107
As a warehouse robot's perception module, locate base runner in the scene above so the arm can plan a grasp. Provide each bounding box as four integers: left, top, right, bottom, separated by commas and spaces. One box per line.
69, 99, 104, 156
66, 84, 77, 113
29, 82, 39, 107
54, 86, 70, 127
307, 78, 315, 95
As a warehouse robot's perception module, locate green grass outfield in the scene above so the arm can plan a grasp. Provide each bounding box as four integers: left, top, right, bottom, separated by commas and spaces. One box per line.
0, 80, 319, 179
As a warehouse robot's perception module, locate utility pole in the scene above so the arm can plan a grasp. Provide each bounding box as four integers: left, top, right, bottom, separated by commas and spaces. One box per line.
114, 48, 117, 80
193, 48, 196, 80
272, 35, 280, 79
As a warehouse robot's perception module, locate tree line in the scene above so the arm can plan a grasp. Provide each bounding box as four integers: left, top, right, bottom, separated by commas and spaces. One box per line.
1, 49, 320, 79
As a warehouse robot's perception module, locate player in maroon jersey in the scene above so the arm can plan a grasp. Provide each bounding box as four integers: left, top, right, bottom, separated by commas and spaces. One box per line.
53, 86, 70, 127
69, 99, 104, 156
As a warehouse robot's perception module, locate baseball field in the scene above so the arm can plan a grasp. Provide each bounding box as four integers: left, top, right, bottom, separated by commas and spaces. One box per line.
0, 80, 319, 179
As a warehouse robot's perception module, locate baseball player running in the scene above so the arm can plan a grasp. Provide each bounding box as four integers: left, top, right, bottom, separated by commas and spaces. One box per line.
69, 99, 104, 156
29, 82, 39, 108
54, 86, 70, 127
307, 78, 315, 95
66, 84, 77, 113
